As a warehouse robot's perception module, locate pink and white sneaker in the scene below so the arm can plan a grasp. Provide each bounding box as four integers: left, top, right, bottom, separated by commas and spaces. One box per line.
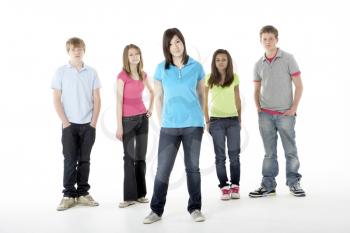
230, 184, 240, 199
220, 186, 231, 200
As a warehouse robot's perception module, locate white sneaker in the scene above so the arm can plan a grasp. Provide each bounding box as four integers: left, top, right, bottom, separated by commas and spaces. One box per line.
191, 209, 206, 222
57, 197, 75, 211
137, 197, 149, 203
119, 201, 136, 208
143, 211, 161, 224
76, 194, 99, 206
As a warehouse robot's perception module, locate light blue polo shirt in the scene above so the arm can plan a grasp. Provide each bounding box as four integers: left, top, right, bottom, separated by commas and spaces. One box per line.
51, 63, 101, 124
154, 57, 205, 128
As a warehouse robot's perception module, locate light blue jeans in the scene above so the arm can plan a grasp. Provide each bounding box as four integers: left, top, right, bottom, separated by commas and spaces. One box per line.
258, 112, 302, 191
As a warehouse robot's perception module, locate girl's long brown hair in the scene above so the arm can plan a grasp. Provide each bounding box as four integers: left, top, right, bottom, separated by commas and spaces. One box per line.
208, 49, 234, 88
122, 44, 144, 80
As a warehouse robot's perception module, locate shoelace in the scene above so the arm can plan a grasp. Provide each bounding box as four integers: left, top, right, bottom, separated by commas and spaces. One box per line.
292, 183, 302, 190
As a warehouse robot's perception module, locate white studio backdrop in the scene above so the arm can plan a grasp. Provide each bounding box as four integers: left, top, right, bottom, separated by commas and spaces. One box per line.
0, 0, 348, 231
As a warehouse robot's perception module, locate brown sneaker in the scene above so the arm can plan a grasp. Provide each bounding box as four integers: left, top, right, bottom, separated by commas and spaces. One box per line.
77, 195, 99, 206
57, 197, 75, 211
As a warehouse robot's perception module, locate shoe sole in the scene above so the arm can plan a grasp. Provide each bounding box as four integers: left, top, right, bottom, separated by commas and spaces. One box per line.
249, 192, 276, 198
290, 192, 306, 197
77, 203, 99, 206
143, 218, 161, 224
137, 199, 149, 203
193, 217, 206, 222
119, 202, 136, 208
57, 205, 75, 211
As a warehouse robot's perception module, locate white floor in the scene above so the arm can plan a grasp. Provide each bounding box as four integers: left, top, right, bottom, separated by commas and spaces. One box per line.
1, 180, 349, 233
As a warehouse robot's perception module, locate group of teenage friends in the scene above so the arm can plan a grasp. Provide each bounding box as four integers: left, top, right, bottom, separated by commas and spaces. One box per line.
52, 25, 306, 224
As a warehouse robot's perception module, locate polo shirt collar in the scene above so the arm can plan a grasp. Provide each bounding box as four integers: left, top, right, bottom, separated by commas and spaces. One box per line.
67, 62, 87, 71
169, 56, 195, 69
262, 48, 283, 62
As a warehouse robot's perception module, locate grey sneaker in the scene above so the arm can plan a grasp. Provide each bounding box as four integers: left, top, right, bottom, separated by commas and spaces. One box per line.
77, 194, 99, 206
137, 197, 149, 203
143, 211, 161, 224
289, 182, 306, 197
249, 186, 276, 197
119, 201, 136, 208
57, 197, 75, 211
191, 209, 206, 222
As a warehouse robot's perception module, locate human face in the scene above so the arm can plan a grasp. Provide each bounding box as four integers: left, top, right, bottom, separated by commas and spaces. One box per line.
260, 33, 278, 52
68, 45, 85, 63
128, 48, 141, 66
215, 53, 228, 74
169, 35, 184, 58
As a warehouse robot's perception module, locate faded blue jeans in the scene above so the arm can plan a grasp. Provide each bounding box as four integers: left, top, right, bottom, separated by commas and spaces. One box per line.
150, 127, 203, 216
258, 112, 302, 191
209, 117, 240, 188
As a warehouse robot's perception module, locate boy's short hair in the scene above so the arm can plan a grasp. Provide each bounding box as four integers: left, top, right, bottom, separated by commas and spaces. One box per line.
260, 25, 278, 39
66, 37, 85, 52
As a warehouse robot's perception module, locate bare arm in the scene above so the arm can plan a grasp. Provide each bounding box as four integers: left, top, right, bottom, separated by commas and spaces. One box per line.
254, 81, 262, 112
154, 80, 163, 126
144, 77, 155, 117
197, 79, 205, 112
284, 75, 303, 116
235, 85, 241, 122
116, 79, 124, 140
91, 88, 101, 128
204, 86, 210, 124
53, 89, 70, 128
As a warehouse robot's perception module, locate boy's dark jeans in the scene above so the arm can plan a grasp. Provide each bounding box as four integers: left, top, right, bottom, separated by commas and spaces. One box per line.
61, 123, 96, 197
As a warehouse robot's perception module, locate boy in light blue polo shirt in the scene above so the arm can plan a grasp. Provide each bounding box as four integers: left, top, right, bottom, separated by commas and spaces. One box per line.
52, 37, 101, 211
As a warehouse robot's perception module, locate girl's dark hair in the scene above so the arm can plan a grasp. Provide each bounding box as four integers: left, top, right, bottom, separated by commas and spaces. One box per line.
208, 49, 234, 88
162, 28, 189, 69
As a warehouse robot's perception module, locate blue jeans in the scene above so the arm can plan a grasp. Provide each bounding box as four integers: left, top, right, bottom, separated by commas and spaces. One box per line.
150, 127, 203, 216
209, 117, 240, 188
258, 112, 302, 191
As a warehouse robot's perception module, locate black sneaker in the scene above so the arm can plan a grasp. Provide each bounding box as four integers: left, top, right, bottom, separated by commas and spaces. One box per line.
289, 182, 306, 197
249, 186, 276, 198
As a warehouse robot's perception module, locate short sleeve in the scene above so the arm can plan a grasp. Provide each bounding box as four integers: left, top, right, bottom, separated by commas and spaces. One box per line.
253, 62, 261, 82
197, 63, 205, 81
288, 55, 300, 76
93, 69, 102, 89
117, 70, 128, 83
154, 64, 163, 81
51, 68, 62, 90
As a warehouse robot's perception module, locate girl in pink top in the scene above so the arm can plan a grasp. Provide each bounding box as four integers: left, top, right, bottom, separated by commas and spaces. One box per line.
116, 44, 154, 208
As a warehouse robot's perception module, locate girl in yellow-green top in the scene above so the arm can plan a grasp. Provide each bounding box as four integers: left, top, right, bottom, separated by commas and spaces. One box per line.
204, 49, 241, 200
